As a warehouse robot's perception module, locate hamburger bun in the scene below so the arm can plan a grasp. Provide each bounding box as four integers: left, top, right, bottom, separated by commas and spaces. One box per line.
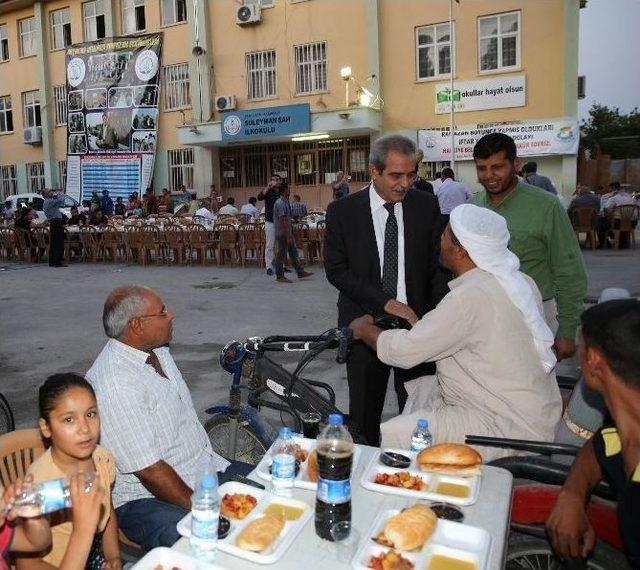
417, 443, 482, 477
236, 513, 285, 552
306, 449, 319, 483
384, 504, 437, 550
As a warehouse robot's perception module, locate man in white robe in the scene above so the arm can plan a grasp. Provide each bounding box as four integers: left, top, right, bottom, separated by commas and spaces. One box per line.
349, 204, 562, 461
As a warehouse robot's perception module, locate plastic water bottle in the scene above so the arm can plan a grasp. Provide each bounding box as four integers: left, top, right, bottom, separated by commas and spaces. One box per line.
190, 469, 219, 562
271, 427, 296, 497
410, 418, 433, 452
315, 413, 353, 541
11, 471, 95, 517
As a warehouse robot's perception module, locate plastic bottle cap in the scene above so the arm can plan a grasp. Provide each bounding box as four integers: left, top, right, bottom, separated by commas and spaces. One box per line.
200, 474, 217, 490
328, 414, 343, 426
418, 419, 428, 429
279, 427, 292, 437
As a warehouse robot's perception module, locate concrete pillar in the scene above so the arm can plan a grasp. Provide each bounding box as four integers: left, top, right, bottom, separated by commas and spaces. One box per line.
104, 0, 116, 37
33, 2, 56, 187
366, 0, 382, 134
187, 0, 213, 124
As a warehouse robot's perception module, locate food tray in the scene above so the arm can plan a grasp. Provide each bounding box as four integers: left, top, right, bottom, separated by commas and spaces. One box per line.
351, 508, 492, 570
359, 448, 481, 506
132, 546, 222, 569
176, 481, 313, 565
255, 436, 362, 491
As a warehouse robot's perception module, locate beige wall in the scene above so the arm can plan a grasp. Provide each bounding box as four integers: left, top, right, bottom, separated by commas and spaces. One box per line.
380, 0, 566, 131
0, 4, 41, 166
208, 0, 369, 115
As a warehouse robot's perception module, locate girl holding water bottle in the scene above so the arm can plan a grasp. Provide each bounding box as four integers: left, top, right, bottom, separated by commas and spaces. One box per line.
15, 374, 121, 570
1, 478, 52, 569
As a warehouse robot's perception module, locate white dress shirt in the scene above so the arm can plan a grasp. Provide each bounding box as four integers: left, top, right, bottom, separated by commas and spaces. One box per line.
240, 203, 259, 218
435, 178, 470, 215
86, 339, 230, 508
369, 184, 407, 304
194, 207, 215, 220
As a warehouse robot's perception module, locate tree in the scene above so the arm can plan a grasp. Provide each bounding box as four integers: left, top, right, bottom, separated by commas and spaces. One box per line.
581, 104, 640, 159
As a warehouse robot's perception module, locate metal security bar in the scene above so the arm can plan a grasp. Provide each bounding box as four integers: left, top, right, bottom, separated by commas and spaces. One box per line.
54, 85, 67, 125
168, 148, 194, 191
0, 164, 17, 199
246, 49, 277, 101
26, 162, 45, 193
294, 41, 327, 94
163, 63, 191, 110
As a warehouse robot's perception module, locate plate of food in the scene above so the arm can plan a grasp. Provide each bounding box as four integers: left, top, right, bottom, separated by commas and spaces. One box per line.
359, 444, 482, 506
176, 481, 313, 565
255, 436, 362, 491
132, 546, 223, 569
351, 504, 492, 570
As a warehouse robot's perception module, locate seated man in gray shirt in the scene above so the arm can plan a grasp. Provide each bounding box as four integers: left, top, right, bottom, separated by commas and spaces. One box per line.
87, 285, 253, 550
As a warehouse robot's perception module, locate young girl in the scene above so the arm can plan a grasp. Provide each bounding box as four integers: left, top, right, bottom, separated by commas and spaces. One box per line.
15, 373, 121, 570
1, 478, 51, 569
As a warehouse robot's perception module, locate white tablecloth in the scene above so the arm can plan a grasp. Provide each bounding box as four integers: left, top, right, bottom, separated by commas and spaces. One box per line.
173, 445, 513, 569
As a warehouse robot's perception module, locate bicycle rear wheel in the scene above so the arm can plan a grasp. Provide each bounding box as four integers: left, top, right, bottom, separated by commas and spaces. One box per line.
205, 414, 269, 466
0, 393, 15, 434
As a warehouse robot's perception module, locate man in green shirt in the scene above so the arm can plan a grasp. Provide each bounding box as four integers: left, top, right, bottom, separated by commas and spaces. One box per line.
469, 132, 587, 361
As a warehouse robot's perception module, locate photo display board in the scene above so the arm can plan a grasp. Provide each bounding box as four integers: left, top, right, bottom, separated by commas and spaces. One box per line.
64, 33, 163, 203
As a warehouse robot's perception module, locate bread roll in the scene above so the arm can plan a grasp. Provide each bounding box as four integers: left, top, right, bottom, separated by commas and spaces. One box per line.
418, 443, 482, 476
307, 449, 318, 482
236, 513, 285, 552
384, 504, 437, 551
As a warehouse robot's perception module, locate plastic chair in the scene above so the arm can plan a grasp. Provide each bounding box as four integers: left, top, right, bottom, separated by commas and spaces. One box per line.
238, 222, 264, 267
32, 227, 50, 263
0, 428, 45, 488
570, 207, 597, 249
216, 223, 239, 265
607, 205, 638, 249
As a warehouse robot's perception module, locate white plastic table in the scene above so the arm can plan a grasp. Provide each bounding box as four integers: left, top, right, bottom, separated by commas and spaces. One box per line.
173, 445, 513, 569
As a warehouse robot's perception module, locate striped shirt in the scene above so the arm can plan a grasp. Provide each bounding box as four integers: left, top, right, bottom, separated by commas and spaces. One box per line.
86, 339, 230, 508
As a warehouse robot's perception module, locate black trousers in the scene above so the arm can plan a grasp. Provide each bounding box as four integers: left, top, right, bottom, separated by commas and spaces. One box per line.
346, 340, 435, 446
49, 219, 65, 266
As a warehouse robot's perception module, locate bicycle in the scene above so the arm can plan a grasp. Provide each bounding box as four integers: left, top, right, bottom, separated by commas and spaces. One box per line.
0, 392, 14, 434
203, 327, 356, 465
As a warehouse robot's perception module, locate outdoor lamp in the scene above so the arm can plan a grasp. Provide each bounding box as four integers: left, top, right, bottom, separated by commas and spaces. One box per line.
341, 66, 352, 107
340, 66, 352, 80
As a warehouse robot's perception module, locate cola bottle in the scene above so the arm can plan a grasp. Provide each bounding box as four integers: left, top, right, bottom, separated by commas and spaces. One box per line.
315, 414, 353, 541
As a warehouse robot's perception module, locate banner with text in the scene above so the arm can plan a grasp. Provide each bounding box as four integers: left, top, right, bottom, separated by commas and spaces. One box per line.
418, 119, 579, 161
64, 33, 163, 203
435, 75, 526, 114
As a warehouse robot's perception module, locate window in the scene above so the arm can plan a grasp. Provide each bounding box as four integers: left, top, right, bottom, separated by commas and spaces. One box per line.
53, 85, 68, 125
478, 11, 520, 72
22, 91, 41, 128
26, 162, 45, 193
244, 0, 274, 6
163, 63, 190, 110
19, 18, 36, 57
294, 41, 327, 94
0, 165, 17, 199
58, 160, 67, 190
162, 0, 187, 25
416, 22, 453, 80
246, 49, 277, 100
50, 8, 71, 50
0, 96, 13, 133
83, 1, 106, 41
122, 0, 146, 34
0, 24, 8, 62
168, 148, 194, 191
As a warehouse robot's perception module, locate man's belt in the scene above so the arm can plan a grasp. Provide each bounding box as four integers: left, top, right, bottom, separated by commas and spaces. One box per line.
562, 408, 595, 440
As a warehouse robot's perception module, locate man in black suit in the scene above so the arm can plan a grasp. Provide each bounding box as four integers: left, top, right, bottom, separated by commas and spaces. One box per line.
324, 135, 447, 446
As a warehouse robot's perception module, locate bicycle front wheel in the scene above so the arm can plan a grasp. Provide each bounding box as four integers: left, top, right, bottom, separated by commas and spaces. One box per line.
205, 414, 269, 466
0, 393, 14, 434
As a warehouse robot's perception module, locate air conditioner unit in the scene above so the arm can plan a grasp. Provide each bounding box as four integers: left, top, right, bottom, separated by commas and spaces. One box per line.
215, 95, 237, 112
236, 4, 262, 25
577, 75, 586, 100
23, 126, 42, 145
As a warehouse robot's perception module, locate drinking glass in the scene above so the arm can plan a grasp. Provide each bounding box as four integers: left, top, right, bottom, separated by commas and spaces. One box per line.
301, 412, 321, 439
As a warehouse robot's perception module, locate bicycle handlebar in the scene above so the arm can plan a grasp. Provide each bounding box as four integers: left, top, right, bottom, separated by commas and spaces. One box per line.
465, 435, 581, 456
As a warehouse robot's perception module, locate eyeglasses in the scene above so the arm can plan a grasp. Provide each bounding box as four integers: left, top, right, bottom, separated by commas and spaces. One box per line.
136, 306, 170, 320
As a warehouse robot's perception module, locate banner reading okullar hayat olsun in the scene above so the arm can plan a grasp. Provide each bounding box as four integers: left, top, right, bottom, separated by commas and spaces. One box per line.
64, 33, 163, 204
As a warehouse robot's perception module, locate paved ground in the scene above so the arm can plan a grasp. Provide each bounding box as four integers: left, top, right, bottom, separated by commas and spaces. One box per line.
1, 244, 639, 431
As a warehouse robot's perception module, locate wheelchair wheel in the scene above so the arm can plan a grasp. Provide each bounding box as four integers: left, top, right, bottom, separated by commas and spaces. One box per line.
205, 414, 269, 466
505, 531, 631, 570
0, 393, 14, 434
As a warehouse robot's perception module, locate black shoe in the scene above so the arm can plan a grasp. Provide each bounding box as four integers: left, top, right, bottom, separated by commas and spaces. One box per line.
284, 267, 292, 273
266, 268, 274, 276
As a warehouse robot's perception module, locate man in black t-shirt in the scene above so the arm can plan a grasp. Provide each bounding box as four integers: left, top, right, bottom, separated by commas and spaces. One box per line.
546, 299, 640, 567
257, 175, 283, 275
